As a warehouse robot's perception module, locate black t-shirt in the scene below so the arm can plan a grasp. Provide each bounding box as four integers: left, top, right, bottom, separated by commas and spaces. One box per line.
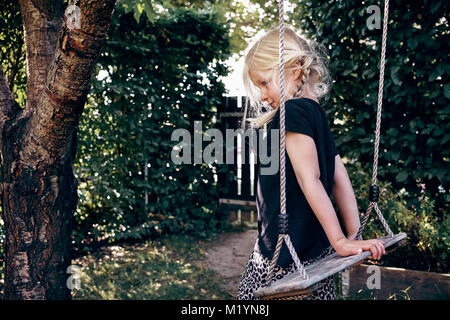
255, 97, 339, 268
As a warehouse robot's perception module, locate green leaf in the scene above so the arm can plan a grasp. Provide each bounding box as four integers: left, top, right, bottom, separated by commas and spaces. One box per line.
407, 38, 418, 50
444, 83, 450, 99
428, 66, 444, 81
142, 0, 156, 23
395, 171, 408, 183
342, 68, 352, 76
391, 152, 400, 161
390, 66, 402, 86
343, 134, 353, 142
137, 3, 143, 14
133, 8, 142, 23
431, 1, 441, 14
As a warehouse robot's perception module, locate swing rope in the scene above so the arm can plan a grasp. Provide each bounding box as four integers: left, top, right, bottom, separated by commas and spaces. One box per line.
266, 0, 393, 288
356, 0, 393, 239
267, 0, 308, 284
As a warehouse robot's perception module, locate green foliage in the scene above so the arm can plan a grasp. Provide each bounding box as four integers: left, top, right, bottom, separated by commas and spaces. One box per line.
292, 0, 449, 217
338, 287, 412, 300
72, 235, 232, 299
345, 159, 449, 273
0, 0, 26, 108
118, 0, 158, 23
117, 0, 257, 54
73, 5, 232, 251
0, 216, 4, 295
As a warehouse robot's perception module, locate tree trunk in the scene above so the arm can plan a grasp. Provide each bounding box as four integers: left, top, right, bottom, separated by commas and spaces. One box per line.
0, 0, 116, 299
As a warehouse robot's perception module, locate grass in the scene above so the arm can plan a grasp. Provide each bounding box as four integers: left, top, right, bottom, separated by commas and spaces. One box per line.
72, 234, 233, 300
2, 222, 415, 300
70, 224, 396, 301
339, 288, 412, 300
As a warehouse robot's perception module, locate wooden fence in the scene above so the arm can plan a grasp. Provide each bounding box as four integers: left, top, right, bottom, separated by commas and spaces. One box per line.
217, 96, 258, 226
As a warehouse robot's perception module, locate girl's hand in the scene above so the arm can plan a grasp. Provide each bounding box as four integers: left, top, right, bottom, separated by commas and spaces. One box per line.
333, 237, 386, 260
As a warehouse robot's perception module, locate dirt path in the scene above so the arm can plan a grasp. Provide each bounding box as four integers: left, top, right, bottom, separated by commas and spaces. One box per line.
204, 228, 258, 298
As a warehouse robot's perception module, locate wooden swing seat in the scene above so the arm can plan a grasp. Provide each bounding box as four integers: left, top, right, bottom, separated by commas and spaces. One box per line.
254, 232, 407, 299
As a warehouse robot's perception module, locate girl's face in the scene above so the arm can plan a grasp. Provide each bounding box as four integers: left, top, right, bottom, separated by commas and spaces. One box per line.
249, 66, 302, 109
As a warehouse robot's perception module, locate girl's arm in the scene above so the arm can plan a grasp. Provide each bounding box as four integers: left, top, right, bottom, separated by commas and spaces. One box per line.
285, 131, 385, 259
332, 155, 361, 240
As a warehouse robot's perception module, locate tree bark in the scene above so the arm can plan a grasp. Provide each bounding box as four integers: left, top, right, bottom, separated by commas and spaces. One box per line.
0, 0, 116, 299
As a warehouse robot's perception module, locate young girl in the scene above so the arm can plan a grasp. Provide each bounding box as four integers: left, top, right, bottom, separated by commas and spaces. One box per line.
237, 26, 386, 300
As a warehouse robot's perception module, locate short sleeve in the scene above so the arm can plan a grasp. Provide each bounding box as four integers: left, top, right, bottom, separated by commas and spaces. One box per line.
284, 100, 314, 138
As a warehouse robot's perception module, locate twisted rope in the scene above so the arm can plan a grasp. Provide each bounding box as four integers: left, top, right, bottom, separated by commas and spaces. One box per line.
357, 0, 393, 240
279, 0, 287, 232
267, 234, 308, 285
267, 235, 284, 284
266, 0, 308, 287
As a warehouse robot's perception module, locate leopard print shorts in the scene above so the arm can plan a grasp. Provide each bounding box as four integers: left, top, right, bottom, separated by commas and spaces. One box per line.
237, 241, 336, 300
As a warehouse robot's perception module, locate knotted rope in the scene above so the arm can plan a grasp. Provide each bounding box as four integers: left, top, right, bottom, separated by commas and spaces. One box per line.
266, 0, 308, 285
356, 0, 393, 239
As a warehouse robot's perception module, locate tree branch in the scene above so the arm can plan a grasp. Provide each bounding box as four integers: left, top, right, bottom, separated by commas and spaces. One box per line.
20, 0, 117, 165
18, 0, 65, 115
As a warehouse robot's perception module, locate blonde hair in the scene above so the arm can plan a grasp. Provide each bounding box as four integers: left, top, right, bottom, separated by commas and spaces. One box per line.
241, 25, 332, 129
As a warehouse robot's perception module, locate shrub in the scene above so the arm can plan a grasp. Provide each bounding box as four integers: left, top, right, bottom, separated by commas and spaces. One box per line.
344, 158, 448, 273
72, 6, 232, 254
293, 0, 449, 218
